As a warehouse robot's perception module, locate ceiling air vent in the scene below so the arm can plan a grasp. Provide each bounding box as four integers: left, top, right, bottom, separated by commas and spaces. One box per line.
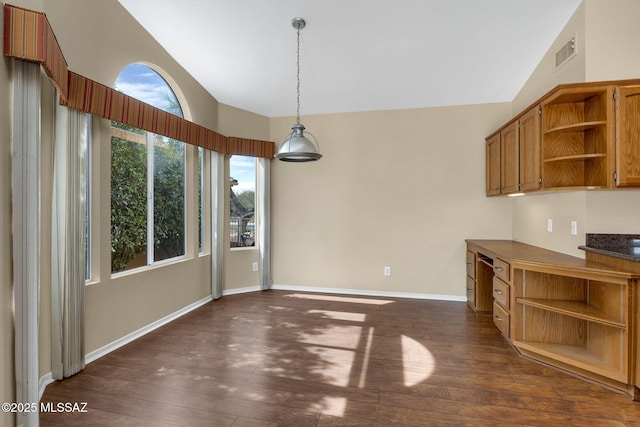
555, 35, 577, 71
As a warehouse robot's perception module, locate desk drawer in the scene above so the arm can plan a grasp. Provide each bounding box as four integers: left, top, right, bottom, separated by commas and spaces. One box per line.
466, 276, 476, 306
492, 277, 509, 310
466, 250, 476, 279
493, 258, 510, 283
493, 301, 510, 338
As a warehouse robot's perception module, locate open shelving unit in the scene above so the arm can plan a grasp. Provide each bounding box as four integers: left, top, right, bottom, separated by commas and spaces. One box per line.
512, 268, 631, 387
540, 86, 615, 189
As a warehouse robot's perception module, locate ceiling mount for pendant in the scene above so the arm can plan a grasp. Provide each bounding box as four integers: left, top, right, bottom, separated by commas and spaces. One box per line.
275, 16, 322, 162
291, 17, 305, 31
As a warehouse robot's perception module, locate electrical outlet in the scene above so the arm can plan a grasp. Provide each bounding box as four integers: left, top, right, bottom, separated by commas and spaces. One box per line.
252, 262, 259, 272
547, 218, 553, 232
571, 221, 577, 235
384, 266, 391, 276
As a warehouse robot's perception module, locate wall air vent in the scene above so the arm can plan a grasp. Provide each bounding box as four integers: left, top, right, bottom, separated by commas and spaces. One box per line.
555, 34, 577, 71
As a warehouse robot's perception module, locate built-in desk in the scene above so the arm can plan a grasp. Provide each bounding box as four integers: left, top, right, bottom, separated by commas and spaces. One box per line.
466, 239, 640, 400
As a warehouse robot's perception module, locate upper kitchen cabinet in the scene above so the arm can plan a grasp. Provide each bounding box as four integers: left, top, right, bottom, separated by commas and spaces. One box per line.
485, 78, 640, 196
486, 133, 501, 196
485, 106, 541, 196
541, 85, 615, 190
615, 85, 640, 186
500, 121, 520, 194
518, 107, 542, 192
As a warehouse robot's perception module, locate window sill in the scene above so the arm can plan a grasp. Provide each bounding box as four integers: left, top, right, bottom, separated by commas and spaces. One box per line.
110, 255, 190, 279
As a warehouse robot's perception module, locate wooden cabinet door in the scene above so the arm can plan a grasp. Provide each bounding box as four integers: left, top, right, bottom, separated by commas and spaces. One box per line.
615, 85, 640, 186
500, 121, 519, 194
486, 134, 501, 196
519, 106, 541, 191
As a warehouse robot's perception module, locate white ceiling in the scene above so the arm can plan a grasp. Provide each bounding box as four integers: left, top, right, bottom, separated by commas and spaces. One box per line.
117, 0, 582, 118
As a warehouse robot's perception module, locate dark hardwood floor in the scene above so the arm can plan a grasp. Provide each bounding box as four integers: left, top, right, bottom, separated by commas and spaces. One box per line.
41, 290, 640, 426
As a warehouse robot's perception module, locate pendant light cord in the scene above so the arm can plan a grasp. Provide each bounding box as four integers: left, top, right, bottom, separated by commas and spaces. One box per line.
296, 24, 301, 125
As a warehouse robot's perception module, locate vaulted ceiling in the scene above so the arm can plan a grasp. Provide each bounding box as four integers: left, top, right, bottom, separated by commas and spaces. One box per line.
117, 0, 582, 118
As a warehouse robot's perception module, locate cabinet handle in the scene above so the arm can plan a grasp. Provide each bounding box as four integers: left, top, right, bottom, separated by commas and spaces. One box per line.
466, 289, 473, 293
494, 315, 503, 322
494, 289, 502, 295
466, 262, 472, 266
494, 267, 503, 272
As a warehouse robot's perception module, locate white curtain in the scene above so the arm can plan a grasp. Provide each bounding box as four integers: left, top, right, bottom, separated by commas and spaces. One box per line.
13, 60, 41, 427
210, 152, 225, 299
258, 159, 272, 290
51, 104, 89, 379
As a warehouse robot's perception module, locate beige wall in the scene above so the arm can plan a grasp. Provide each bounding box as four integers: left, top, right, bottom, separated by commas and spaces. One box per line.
270, 103, 514, 296
513, 191, 588, 258
511, 0, 640, 257
1, 5, 15, 426
584, 0, 640, 82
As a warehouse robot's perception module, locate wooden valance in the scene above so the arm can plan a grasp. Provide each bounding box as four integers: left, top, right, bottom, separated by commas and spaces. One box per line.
3, 4, 275, 158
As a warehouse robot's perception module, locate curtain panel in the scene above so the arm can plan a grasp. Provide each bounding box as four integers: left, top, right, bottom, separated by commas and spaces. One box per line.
51, 105, 88, 380
3, 4, 275, 159
258, 159, 272, 290
12, 59, 41, 427
210, 153, 225, 299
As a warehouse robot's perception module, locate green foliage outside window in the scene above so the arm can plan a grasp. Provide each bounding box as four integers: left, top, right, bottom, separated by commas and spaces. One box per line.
152, 137, 185, 262
111, 126, 147, 272
110, 123, 185, 272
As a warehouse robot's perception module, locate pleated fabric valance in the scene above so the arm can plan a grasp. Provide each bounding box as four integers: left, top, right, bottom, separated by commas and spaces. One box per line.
3, 4, 275, 158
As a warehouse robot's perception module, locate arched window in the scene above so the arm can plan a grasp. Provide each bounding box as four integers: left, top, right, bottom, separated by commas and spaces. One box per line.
110, 64, 186, 273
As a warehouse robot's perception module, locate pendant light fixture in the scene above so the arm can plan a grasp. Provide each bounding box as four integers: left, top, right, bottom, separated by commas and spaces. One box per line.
275, 17, 322, 162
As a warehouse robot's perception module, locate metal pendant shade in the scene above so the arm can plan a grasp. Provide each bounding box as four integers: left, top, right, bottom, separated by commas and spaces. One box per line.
275, 17, 322, 162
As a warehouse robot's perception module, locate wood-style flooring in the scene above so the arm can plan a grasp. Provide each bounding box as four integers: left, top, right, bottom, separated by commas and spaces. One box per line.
40, 290, 640, 426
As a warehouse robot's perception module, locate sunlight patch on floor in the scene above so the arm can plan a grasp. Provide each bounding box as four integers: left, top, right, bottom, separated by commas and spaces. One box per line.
297, 325, 364, 349
307, 309, 366, 322
305, 346, 357, 387
401, 335, 435, 387
285, 293, 394, 305
358, 327, 374, 388
309, 396, 348, 417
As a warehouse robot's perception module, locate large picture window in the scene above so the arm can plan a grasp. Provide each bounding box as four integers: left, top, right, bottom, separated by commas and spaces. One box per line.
111, 64, 186, 273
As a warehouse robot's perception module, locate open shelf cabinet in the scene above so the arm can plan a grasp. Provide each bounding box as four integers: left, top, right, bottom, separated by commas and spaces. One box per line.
540, 86, 615, 189
513, 268, 631, 386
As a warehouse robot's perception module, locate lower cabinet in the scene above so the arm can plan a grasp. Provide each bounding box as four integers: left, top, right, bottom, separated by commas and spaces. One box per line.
512, 268, 632, 390
466, 239, 639, 400
466, 249, 493, 312
491, 264, 511, 338
492, 300, 510, 338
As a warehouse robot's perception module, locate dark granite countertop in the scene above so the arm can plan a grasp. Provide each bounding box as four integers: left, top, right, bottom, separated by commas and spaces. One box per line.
578, 234, 640, 262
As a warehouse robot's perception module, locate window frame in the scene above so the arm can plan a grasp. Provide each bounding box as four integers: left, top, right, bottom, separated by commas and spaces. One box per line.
110, 63, 189, 274
229, 155, 258, 250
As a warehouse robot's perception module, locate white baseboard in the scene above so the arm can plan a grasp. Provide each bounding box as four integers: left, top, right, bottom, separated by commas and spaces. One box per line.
84, 295, 213, 365
270, 284, 467, 302
222, 285, 261, 296
39, 372, 54, 400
